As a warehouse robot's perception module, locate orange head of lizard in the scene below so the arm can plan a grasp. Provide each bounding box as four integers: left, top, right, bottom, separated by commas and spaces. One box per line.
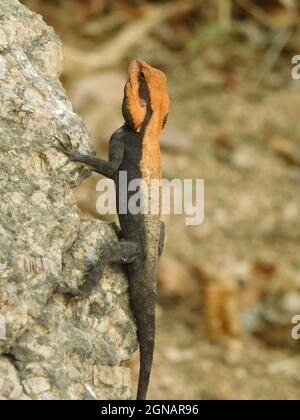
122, 59, 169, 134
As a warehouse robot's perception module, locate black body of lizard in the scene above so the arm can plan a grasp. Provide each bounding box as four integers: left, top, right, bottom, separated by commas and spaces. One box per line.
55, 60, 169, 400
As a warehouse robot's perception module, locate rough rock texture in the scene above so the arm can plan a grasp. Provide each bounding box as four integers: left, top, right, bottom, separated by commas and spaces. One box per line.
0, 0, 136, 400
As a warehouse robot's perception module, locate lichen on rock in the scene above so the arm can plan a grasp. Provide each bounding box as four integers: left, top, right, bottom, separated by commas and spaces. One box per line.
0, 0, 136, 400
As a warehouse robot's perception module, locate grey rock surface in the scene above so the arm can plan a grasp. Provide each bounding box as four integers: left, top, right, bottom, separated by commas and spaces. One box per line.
0, 0, 136, 400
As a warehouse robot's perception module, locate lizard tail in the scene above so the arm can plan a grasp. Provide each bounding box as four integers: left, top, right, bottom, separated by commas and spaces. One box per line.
136, 317, 155, 400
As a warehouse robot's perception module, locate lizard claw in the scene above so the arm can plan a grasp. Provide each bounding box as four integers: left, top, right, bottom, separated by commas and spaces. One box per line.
53, 136, 67, 152
65, 133, 73, 149
53, 135, 80, 161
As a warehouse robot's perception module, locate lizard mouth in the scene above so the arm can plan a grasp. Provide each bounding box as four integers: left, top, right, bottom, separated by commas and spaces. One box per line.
128, 60, 140, 90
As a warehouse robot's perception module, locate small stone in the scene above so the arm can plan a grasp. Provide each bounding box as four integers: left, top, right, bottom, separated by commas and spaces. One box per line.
281, 292, 300, 314
22, 377, 51, 396
0, 357, 24, 400
232, 147, 259, 170
8, 382, 23, 400
94, 366, 131, 388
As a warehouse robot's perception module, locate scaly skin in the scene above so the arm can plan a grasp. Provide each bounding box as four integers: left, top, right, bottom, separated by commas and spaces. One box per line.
55, 59, 169, 400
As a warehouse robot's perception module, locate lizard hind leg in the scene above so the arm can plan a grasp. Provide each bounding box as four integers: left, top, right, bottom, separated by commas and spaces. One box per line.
80, 241, 139, 297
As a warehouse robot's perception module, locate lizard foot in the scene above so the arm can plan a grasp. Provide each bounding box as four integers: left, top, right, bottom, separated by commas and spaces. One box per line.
53, 134, 82, 162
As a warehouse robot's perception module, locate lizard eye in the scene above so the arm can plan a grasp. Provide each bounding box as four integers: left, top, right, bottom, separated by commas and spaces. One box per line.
138, 71, 145, 81
162, 113, 168, 129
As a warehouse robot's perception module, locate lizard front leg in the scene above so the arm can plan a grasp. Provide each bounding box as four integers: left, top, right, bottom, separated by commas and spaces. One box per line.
54, 130, 125, 179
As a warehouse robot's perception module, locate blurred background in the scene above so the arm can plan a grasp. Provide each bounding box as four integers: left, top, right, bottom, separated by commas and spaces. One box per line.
21, 0, 300, 399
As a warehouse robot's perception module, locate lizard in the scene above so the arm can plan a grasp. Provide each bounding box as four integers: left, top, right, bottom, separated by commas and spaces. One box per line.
55, 59, 169, 400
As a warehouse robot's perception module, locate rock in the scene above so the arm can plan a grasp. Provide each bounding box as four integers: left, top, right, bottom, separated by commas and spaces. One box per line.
0, 357, 25, 400
0, 0, 136, 400
22, 377, 51, 396
93, 366, 131, 400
